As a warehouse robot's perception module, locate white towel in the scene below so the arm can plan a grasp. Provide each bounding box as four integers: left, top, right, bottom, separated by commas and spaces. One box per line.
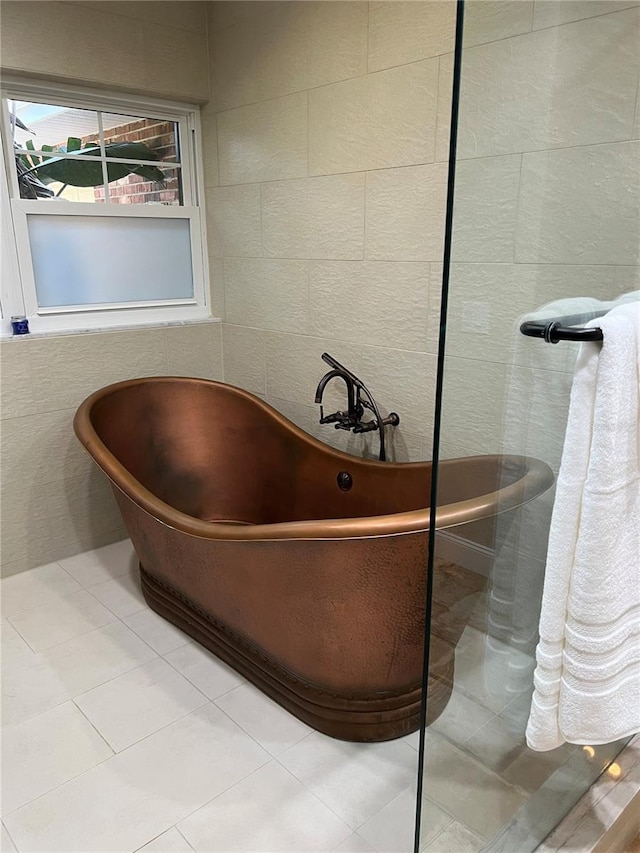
527, 301, 640, 751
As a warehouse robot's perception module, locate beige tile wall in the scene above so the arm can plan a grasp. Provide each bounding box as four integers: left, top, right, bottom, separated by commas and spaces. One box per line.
204, 0, 638, 552
0, 325, 223, 576
438, 0, 639, 578
0, 1, 209, 101
205, 0, 457, 461
0, 1, 217, 576
441, 1, 640, 466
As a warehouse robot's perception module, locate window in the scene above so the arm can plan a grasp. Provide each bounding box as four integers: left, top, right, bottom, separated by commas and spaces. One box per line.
1, 78, 210, 335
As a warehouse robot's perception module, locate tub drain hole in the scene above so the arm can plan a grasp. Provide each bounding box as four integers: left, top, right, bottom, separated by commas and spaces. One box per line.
337, 471, 353, 491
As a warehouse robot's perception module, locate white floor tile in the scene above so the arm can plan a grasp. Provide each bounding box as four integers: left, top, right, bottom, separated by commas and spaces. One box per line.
178, 760, 352, 852
279, 732, 418, 830
137, 827, 194, 852
88, 569, 146, 617
418, 798, 455, 847
59, 539, 136, 587
8, 590, 116, 652
4, 704, 269, 853
430, 689, 495, 748
453, 627, 511, 714
124, 609, 192, 655
165, 643, 244, 700
1, 618, 34, 666
403, 730, 421, 750
2, 652, 69, 729
358, 787, 426, 852
1, 823, 17, 852
1, 701, 112, 816
1, 563, 80, 618
43, 621, 157, 697
421, 733, 527, 840
420, 820, 484, 853
215, 682, 311, 756
76, 659, 208, 752
334, 833, 377, 852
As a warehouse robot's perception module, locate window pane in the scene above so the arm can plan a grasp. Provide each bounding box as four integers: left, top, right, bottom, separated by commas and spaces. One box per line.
27, 214, 194, 307
18, 154, 107, 202
10, 102, 100, 149
100, 113, 180, 165
102, 165, 182, 206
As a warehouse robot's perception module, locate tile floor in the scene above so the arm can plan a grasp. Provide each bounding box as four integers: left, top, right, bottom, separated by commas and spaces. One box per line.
0, 541, 588, 852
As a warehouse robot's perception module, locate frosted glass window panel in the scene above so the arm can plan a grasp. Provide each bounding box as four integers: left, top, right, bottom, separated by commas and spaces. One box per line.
27, 214, 194, 307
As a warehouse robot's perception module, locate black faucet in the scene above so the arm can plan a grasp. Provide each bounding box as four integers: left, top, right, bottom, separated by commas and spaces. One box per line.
314, 352, 399, 462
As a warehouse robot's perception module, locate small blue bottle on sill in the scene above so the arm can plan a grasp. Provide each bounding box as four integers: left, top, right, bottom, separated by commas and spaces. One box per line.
11, 315, 29, 335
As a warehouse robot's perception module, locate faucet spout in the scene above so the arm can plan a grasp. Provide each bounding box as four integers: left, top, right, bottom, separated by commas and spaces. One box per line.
314, 369, 357, 418
313, 352, 400, 462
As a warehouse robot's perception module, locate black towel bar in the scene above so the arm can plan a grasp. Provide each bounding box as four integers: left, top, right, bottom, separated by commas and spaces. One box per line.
520, 314, 604, 344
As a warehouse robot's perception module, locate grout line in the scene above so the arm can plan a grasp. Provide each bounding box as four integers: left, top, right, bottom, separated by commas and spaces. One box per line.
72, 698, 116, 756
1, 820, 20, 853
174, 825, 196, 852
207, 4, 638, 124
212, 131, 638, 191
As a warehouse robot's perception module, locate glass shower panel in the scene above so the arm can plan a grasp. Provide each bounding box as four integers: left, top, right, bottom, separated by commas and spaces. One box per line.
419, 1, 638, 850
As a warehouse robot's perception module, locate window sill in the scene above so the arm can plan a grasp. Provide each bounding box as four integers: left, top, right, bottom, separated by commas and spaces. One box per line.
0, 314, 221, 341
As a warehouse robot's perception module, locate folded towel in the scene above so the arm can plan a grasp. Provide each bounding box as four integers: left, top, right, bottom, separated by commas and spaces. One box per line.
526, 300, 640, 750
482, 296, 608, 731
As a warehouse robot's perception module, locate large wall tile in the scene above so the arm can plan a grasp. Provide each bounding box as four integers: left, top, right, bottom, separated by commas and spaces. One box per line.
516, 141, 640, 264
208, 258, 226, 318
434, 53, 454, 163
532, 0, 638, 30
458, 8, 639, 157
309, 61, 438, 175
262, 175, 365, 260
265, 332, 327, 405
1, 409, 90, 496
1, 2, 146, 94
142, 23, 208, 101
208, 19, 259, 112
365, 163, 448, 261
1, 341, 35, 419
44, 473, 125, 561
265, 332, 436, 437
28, 328, 168, 412
72, 1, 206, 32
615, 266, 640, 295
444, 264, 618, 365
368, 2, 455, 72
165, 323, 223, 380
200, 107, 219, 189
258, 1, 367, 100
224, 258, 310, 334
222, 325, 266, 395
439, 357, 508, 458
451, 155, 522, 262
464, 1, 533, 47
308, 261, 430, 351
209, 1, 266, 33
0, 484, 53, 570
207, 184, 262, 258
217, 93, 308, 185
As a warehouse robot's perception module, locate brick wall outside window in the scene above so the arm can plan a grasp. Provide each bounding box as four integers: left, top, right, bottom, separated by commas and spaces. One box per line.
81, 118, 181, 205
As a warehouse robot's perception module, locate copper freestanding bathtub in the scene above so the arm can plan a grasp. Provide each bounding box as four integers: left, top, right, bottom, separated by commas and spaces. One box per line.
74, 377, 553, 741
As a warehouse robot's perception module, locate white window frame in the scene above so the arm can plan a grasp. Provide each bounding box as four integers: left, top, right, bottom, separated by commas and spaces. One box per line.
1, 77, 211, 337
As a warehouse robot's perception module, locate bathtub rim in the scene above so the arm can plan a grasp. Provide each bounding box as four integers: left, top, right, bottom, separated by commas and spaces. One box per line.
74, 376, 554, 542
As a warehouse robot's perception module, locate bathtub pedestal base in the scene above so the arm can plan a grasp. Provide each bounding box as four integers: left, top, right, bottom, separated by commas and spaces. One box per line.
140, 565, 453, 742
